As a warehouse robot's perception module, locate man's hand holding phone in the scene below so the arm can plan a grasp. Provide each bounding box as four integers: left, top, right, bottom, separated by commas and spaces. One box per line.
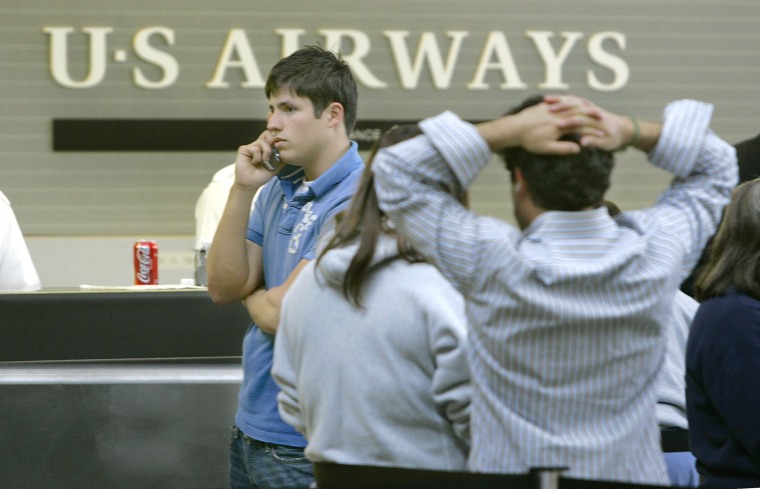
234, 131, 284, 191
262, 148, 280, 172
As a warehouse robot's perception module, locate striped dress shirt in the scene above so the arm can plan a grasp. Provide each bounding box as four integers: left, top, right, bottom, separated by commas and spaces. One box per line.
372, 100, 737, 484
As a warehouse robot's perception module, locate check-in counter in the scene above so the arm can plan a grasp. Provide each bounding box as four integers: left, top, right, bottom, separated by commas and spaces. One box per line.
0, 288, 250, 489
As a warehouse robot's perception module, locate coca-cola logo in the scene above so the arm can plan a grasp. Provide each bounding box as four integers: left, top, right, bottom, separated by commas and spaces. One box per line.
136, 246, 154, 284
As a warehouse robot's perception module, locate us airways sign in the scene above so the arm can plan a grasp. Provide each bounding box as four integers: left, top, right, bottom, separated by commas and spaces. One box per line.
44, 27, 630, 92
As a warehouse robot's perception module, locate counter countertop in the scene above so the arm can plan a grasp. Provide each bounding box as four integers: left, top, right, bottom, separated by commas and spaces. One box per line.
1, 288, 250, 363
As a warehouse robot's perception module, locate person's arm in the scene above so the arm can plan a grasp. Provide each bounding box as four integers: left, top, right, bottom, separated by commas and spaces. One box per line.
428, 283, 471, 444
372, 100, 586, 293
271, 289, 306, 436
630, 100, 736, 277
546, 94, 662, 153
242, 258, 310, 335
206, 132, 284, 304
553, 97, 738, 279
206, 183, 264, 303
476, 97, 595, 155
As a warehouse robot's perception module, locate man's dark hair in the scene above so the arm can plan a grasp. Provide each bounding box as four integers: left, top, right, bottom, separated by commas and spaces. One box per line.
500, 95, 614, 211
265, 45, 358, 136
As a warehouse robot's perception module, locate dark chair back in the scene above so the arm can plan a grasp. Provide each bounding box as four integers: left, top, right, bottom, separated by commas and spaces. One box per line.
313, 462, 533, 489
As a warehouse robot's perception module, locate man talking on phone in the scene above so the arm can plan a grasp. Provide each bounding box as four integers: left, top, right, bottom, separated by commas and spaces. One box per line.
206, 45, 363, 489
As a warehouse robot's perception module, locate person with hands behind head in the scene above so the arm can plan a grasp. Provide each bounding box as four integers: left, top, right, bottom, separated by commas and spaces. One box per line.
205, 45, 363, 489
373, 95, 737, 484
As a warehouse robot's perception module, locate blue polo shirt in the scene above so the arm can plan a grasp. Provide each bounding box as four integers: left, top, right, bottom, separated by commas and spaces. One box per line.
236, 141, 363, 446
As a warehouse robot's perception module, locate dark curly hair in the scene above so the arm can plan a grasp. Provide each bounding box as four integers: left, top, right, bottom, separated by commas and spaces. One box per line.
500, 95, 614, 211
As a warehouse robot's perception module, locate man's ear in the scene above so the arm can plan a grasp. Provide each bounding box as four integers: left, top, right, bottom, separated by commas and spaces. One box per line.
325, 101, 344, 129
513, 167, 526, 194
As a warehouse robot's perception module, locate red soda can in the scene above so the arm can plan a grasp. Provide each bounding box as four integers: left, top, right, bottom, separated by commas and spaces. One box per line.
134, 240, 159, 285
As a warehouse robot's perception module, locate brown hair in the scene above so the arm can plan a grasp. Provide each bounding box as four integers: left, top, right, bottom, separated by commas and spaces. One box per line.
695, 178, 760, 302
316, 124, 425, 307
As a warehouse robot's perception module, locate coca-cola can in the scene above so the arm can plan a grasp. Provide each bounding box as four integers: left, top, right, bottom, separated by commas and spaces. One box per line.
134, 240, 158, 285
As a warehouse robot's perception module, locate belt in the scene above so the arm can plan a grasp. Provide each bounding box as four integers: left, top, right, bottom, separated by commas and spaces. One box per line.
661, 428, 690, 453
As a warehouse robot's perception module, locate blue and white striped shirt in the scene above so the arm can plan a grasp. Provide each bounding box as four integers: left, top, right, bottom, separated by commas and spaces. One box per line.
373, 100, 737, 484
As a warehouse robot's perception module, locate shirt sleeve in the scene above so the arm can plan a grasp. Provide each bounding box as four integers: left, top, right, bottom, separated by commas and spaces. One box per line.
247, 181, 275, 246
640, 99, 738, 279
373, 111, 515, 294
427, 280, 471, 444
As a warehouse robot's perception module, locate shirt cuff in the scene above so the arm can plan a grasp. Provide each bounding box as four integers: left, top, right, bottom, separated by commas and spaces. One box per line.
419, 111, 493, 188
650, 99, 713, 179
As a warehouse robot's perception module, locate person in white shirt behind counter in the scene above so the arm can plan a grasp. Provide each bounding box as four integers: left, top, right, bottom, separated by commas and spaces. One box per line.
194, 164, 260, 252
0, 190, 41, 291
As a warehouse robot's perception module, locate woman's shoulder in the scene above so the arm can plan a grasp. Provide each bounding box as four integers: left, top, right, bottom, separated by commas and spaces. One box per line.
695, 288, 760, 333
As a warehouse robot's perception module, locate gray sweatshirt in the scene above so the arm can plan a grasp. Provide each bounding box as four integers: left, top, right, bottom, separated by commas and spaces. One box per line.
656, 291, 698, 430
272, 233, 471, 470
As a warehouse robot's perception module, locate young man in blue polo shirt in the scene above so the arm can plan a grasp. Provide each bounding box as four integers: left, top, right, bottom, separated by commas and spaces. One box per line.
206, 45, 362, 489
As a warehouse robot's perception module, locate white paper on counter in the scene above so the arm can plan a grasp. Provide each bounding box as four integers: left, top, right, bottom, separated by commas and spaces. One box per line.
79, 284, 206, 291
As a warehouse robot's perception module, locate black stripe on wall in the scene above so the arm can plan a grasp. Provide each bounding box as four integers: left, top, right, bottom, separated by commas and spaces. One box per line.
52, 119, 420, 152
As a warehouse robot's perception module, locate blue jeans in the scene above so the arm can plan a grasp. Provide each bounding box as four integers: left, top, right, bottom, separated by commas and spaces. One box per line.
664, 451, 700, 488
229, 425, 314, 489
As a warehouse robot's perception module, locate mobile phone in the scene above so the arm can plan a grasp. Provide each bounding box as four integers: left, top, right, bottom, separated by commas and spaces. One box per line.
262, 148, 280, 172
